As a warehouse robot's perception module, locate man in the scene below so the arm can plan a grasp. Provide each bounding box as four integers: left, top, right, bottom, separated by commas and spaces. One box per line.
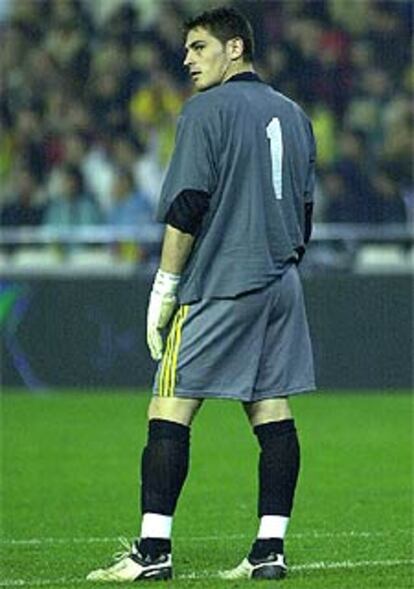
87, 6, 315, 583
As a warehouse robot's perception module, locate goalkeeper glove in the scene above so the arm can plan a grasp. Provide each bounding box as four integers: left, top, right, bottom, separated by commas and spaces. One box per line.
147, 269, 181, 361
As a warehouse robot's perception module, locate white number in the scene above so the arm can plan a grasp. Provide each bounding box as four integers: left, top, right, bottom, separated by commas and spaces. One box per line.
266, 118, 283, 200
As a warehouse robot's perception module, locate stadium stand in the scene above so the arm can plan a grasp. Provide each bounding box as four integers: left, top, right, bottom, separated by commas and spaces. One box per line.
0, 0, 412, 270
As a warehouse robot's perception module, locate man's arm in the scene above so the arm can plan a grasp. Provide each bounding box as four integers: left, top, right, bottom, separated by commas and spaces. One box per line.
146, 225, 194, 361
146, 105, 214, 361
159, 224, 195, 274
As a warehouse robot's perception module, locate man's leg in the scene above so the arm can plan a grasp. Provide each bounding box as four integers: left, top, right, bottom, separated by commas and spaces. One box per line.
244, 398, 300, 566
139, 397, 203, 558
87, 397, 202, 582
220, 397, 299, 581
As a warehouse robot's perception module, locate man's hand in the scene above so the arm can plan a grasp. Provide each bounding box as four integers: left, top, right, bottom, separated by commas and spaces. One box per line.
147, 269, 181, 360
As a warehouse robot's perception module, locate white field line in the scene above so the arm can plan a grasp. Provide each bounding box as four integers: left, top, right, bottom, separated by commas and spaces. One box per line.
290, 558, 414, 572
0, 528, 412, 546
0, 559, 413, 586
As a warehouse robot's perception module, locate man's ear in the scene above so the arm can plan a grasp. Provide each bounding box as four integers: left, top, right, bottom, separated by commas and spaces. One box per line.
226, 37, 244, 60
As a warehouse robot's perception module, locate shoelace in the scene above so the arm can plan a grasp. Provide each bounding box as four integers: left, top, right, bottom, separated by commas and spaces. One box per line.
112, 537, 135, 562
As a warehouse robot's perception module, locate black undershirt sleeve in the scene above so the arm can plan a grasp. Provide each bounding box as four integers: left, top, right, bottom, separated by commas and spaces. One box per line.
304, 202, 314, 244
294, 202, 314, 264
165, 189, 211, 235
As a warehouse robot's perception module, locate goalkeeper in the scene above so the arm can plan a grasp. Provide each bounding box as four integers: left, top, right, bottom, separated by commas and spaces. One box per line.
88, 6, 316, 584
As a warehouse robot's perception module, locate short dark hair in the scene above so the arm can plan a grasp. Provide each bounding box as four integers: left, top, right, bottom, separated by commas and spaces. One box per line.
183, 7, 255, 62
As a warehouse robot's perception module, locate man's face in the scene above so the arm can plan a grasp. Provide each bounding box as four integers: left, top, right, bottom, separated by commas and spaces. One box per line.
184, 27, 235, 91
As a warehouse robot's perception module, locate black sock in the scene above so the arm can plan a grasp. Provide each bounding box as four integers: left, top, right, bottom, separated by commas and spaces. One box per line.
138, 538, 171, 560
254, 419, 300, 518
249, 538, 284, 561
141, 419, 190, 516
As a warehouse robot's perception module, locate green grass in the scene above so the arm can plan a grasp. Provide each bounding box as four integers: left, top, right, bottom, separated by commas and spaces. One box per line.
1, 391, 413, 588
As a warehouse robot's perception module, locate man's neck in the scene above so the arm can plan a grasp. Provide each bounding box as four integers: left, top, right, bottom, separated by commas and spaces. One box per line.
222, 63, 254, 84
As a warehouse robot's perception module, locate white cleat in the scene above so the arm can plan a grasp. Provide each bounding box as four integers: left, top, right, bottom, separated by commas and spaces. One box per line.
219, 553, 287, 581
86, 539, 172, 582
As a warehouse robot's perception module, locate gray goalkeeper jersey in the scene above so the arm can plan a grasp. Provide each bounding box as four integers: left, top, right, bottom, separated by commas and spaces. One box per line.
157, 73, 316, 304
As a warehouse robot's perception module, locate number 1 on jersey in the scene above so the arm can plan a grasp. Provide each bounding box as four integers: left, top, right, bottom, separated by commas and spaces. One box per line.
266, 118, 283, 200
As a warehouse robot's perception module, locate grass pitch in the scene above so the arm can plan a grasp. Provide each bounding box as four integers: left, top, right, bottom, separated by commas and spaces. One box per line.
1, 390, 413, 588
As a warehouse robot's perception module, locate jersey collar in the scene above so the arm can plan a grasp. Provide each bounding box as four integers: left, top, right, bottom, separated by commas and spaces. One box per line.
225, 72, 264, 84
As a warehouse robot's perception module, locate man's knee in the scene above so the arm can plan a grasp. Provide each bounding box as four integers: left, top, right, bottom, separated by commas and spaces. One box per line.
243, 398, 292, 428
148, 397, 203, 426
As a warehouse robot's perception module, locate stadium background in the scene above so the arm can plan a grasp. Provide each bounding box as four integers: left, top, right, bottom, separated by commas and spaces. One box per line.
0, 0, 412, 390
1, 2, 413, 588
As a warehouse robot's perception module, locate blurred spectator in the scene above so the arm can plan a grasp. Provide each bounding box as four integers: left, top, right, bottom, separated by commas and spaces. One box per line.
106, 166, 155, 263
259, 45, 293, 97
44, 164, 102, 227
0, 0, 411, 232
317, 19, 351, 118
145, 2, 188, 83
110, 133, 163, 208
366, 2, 409, 79
81, 134, 117, 213
310, 102, 337, 167
321, 166, 351, 223
106, 167, 154, 227
111, 133, 143, 176
1, 168, 45, 226
345, 67, 393, 151
320, 129, 380, 223
13, 105, 48, 182
61, 131, 91, 169
334, 129, 378, 222
129, 72, 183, 145
381, 95, 413, 192
129, 71, 184, 189
370, 164, 407, 224
88, 69, 130, 135
100, 2, 140, 49
283, 17, 324, 107
44, 3, 91, 86
322, 132, 409, 224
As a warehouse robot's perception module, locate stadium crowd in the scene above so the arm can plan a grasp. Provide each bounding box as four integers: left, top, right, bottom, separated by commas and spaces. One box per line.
0, 0, 412, 238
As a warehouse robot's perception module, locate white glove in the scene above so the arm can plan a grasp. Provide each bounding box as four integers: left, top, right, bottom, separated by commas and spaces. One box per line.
147, 269, 181, 361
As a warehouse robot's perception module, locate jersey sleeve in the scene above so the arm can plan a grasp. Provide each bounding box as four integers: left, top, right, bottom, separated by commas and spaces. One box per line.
156, 103, 219, 223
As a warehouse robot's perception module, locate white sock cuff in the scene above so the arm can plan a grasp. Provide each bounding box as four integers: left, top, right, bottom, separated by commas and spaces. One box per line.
257, 515, 289, 539
140, 513, 172, 539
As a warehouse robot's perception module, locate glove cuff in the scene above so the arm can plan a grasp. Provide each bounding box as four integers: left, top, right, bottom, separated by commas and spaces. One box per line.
153, 268, 181, 296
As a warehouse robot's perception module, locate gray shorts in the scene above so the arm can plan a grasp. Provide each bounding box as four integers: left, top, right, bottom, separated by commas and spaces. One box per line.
153, 265, 315, 401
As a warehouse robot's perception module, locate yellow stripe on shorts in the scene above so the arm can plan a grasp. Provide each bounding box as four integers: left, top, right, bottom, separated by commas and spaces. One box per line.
159, 310, 179, 396
159, 305, 189, 397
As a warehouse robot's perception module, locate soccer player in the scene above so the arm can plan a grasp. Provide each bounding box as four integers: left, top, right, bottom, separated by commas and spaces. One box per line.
87, 6, 316, 583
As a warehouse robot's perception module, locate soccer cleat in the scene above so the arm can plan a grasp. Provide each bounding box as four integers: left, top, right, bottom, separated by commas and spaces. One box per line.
86, 538, 172, 582
219, 552, 287, 581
